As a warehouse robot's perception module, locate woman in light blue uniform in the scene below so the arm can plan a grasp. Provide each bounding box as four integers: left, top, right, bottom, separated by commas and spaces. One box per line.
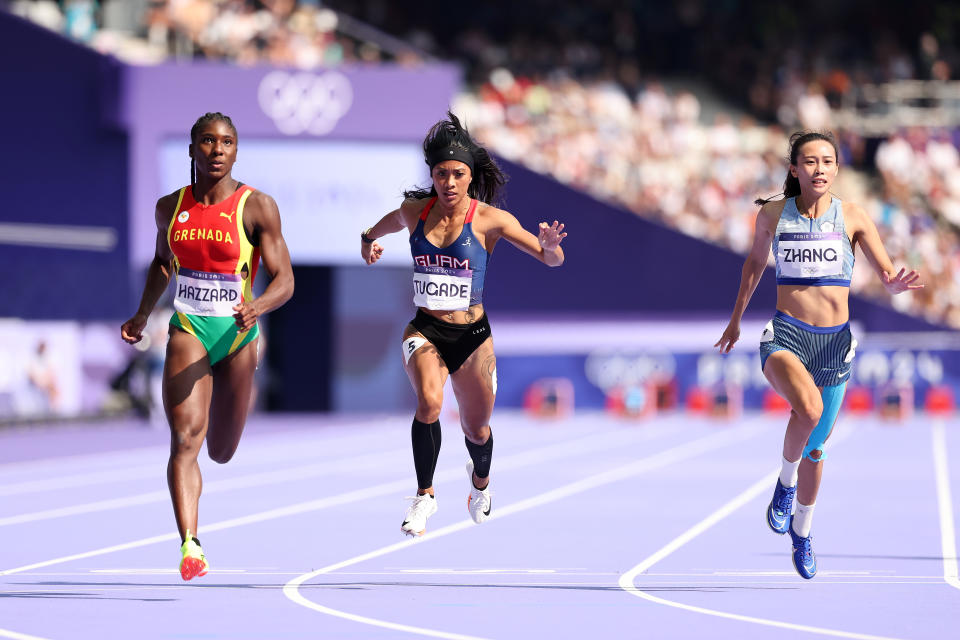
715, 131, 922, 578
359, 112, 567, 537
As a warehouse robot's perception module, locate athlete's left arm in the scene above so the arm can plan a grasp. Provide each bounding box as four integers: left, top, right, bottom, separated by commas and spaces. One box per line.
233, 191, 295, 330
490, 208, 567, 266
847, 202, 923, 295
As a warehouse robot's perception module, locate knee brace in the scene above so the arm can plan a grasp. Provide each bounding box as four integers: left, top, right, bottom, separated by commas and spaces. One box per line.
803, 382, 846, 462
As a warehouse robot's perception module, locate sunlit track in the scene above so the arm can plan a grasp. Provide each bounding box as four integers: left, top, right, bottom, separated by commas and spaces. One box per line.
0, 412, 956, 640
0, 414, 694, 576
283, 421, 765, 638
931, 420, 960, 591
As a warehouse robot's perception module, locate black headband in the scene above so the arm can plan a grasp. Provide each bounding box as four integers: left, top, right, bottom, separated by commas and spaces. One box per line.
427, 145, 475, 172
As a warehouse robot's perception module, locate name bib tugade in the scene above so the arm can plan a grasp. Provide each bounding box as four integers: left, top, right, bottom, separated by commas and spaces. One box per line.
412, 265, 472, 311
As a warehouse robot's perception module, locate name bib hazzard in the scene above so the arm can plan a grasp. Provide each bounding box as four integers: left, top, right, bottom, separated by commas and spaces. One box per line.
777, 232, 844, 278
174, 268, 243, 316
412, 265, 472, 311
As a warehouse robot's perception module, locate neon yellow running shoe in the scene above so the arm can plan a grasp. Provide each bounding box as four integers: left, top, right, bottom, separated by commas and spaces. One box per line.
179, 530, 209, 581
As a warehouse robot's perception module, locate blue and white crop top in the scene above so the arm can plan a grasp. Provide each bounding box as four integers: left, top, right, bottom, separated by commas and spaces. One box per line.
409, 197, 490, 310
773, 196, 855, 287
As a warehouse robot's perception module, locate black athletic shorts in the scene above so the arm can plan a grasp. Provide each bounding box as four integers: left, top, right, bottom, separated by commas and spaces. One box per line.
409, 309, 492, 373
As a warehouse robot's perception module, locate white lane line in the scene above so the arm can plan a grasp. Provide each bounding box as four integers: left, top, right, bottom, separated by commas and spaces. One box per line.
0, 629, 50, 640
931, 419, 960, 591
0, 417, 680, 527
0, 448, 409, 527
0, 425, 404, 495
617, 473, 903, 640
0, 422, 674, 576
283, 422, 765, 639
0, 467, 156, 498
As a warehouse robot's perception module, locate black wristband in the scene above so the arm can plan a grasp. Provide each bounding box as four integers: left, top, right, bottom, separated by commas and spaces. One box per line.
361, 228, 374, 244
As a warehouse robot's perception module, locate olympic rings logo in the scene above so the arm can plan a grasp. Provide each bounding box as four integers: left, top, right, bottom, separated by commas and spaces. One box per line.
257, 70, 353, 136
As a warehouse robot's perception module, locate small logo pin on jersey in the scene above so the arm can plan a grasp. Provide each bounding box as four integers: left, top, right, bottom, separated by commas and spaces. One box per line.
178, 211, 189, 223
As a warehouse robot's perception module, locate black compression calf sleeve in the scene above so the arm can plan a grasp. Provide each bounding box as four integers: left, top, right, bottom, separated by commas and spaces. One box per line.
465, 432, 493, 479
411, 418, 441, 490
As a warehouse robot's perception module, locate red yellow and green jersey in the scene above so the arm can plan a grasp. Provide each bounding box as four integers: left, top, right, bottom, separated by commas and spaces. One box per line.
166, 184, 260, 364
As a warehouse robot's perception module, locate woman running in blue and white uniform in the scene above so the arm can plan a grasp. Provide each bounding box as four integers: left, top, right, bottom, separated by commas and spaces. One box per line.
715, 131, 923, 578
360, 112, 567, 537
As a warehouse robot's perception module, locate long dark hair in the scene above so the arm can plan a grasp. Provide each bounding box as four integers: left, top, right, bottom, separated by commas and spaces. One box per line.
404, 111, 507, 206
189, 112, 237, 186
754, 130, 839, 206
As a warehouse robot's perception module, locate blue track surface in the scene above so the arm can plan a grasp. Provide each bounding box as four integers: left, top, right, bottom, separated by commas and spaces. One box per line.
0, 411, 957, 639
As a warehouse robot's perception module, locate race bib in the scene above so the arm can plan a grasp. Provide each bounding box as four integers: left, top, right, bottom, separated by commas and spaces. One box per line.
174, 268, 243, 316
412, 265, 472, 311
777, 232, 843, 278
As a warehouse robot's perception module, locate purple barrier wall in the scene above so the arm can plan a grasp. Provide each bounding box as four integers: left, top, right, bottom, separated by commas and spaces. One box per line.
115, 61, 461, 273
0, 12, 129, 320
485, 158, 942, 332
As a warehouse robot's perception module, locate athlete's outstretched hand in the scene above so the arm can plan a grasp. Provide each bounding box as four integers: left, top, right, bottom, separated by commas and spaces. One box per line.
538, 220, 567, 251
362, 239, 384, 265
714, 321, 740, 354
882, 268, 924, 295
233, 301, 261, 331
121, 313, 148, 344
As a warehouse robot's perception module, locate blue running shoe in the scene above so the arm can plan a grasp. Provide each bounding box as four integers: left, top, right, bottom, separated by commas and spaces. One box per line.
789, 527, 817, 579
766, 479, 796, 534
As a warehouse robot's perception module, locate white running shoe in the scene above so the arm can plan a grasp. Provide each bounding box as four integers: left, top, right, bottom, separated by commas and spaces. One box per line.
400, 493, 438, 537
466, 460, 492, 524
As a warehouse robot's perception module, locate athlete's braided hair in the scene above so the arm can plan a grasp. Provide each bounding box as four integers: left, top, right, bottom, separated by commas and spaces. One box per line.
189, 112, 237, 186
754, 130, 840, 206
404, 111, 508, 206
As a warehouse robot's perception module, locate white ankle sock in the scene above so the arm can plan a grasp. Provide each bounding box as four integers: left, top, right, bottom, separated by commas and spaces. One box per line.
792, 502, 815, 537
779, 456, 800, 488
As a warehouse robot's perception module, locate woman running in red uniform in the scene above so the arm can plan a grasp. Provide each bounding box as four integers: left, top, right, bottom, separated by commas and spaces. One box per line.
121, 112, 294, 580
360, 112, 567, 536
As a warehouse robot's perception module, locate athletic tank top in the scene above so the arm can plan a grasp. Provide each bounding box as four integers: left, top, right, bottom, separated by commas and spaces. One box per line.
166, 184, 260, 316
773, 196, 854, 287
409, 197, 490, 310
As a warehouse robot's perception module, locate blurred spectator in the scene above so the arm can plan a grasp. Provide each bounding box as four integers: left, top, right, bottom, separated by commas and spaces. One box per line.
26, 340, 60, 415
9, 0, 423, 67
456, 75, 960, 328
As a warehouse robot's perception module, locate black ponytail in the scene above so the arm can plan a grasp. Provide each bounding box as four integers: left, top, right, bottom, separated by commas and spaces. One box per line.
404, 111, 508, 207
754, 130, 839, 206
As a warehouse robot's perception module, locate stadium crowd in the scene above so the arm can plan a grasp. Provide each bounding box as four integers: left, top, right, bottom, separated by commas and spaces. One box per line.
7, 0, 960, 326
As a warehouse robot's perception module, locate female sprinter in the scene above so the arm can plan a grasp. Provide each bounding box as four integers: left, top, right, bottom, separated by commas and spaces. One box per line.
715, 131, 922, 578
360, 112, 567, 536
121, 112, 294, 580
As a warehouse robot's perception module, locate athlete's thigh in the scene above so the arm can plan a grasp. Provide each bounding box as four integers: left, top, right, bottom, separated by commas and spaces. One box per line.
450, 337, 496, 428
163, 328, 213, 431
402, 326, 449, 401
763, 349, 820, 411
208, 336, 259, 450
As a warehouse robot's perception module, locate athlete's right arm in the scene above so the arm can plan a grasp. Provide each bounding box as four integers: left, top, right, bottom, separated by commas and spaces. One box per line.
120, 196, 177, 344
714, 203, 778, 353
360, 199, 420, 265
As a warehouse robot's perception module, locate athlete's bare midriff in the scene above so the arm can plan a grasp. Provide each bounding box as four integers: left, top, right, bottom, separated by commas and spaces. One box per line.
777, 285, 849, 326
419, 303, 486, 325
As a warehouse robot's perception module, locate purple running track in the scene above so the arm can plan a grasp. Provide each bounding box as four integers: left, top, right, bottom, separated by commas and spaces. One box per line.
0, 411, 957, 639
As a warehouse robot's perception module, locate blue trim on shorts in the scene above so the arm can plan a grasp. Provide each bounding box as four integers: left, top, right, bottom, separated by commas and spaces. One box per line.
776, 277, 850, 287
774, 311, 848, 334
760, 313, 854, 387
